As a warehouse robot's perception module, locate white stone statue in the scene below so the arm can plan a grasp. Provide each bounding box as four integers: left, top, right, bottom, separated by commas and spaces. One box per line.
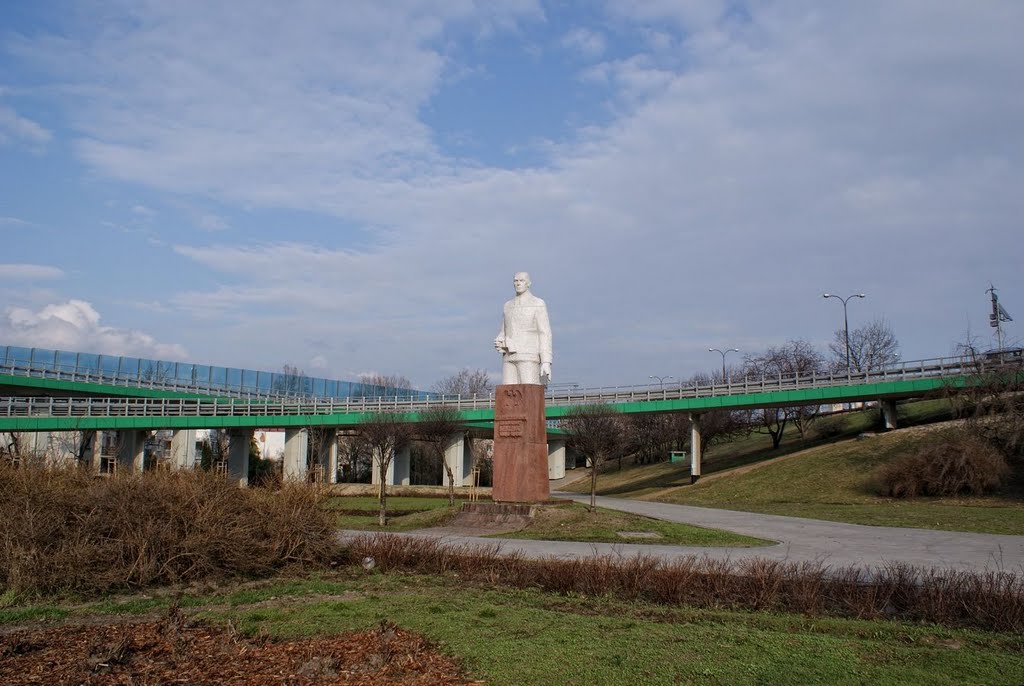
495, 271, 552, 385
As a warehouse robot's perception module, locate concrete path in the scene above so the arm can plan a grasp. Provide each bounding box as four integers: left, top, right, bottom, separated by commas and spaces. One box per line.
344, 493, 1024, 576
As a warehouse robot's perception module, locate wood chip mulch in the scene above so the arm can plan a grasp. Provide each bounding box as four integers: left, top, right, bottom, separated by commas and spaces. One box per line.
0, 607, 484, 685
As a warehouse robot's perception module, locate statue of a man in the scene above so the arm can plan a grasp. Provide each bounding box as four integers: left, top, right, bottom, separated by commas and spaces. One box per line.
495, 271, 552, 385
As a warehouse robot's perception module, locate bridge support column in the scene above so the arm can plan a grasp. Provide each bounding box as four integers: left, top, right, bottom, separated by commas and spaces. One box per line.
548, 440, 566, 480
689, 414, 702, 483
393, 444, 411, 486
328, 437, 339, 484
371, 448, 396, 486
283, 429, 308, 482
117, 430, 149, 473
170, 430, 197, 469
442, 433, 470, 487
881, 399, 898, 430
227, 429, 252, 487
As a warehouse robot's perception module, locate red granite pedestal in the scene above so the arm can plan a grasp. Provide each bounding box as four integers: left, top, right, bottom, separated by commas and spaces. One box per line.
491, 384, 550, 503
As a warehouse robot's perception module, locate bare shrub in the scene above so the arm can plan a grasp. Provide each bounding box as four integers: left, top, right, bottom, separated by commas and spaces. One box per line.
342, 534, 1024, 632
0, 464, 337, 595
877, 430, 1010, 498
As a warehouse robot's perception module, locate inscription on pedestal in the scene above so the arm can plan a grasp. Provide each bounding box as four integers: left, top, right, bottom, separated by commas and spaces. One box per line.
497, 417, 526, 438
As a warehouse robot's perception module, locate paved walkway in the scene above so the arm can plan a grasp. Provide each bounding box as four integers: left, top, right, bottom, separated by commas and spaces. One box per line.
343, 493, 1024, 576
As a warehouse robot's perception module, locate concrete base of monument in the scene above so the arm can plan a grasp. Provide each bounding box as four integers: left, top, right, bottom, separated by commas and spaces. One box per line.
443, 500, 572, 535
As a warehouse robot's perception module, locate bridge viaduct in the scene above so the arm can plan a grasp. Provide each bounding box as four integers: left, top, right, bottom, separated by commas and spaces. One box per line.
0, 345, 996, 487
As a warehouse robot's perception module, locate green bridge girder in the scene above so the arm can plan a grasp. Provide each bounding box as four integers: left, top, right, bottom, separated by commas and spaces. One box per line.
0, 375, 961, 432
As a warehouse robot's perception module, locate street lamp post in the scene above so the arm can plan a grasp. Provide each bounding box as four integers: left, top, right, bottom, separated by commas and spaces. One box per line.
823, 292, 866, 373
648, 374, 673, 389
708, 348, 739, 381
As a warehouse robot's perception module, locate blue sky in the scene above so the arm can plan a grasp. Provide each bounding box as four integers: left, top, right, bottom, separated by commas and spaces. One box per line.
1, 0, 1022, 389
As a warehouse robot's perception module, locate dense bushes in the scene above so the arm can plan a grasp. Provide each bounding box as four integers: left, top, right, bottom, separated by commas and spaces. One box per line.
0, 465, 337, 595
877, 430, 1011, 498
344, 534, 1024, 632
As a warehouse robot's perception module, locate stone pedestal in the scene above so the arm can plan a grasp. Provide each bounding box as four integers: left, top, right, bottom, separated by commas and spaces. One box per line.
492, 384, 550, 503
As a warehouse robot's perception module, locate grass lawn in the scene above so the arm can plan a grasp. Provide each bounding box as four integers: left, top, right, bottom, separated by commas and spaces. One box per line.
495, 501, 769, 546
326, 496, 769, 545
649, 426, 1024, 534
5, 572, 1022, 685
324, 495, 462, 532
559, 399, 1024, 534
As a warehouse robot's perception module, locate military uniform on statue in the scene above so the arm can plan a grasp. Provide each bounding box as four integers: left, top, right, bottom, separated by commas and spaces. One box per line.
493, 272, 552, 503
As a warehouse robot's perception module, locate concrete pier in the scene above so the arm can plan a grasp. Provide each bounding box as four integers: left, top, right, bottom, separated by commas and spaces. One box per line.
689, 413, 702, 483
227, 428, 252, 487
547, 440, 566, 479
283, 428, 308, 482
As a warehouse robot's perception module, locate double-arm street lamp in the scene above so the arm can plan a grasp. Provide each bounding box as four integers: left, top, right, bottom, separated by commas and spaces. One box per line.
708, 348, 739, 380
649, 374, 674, 389
823, 292, 866, 373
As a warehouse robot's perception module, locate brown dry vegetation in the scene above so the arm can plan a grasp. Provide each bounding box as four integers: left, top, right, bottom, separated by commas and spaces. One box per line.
0, 607, 476, 685
0, 464, 337, 595
344, 534, 1024, 633
877, 429, 1011, 497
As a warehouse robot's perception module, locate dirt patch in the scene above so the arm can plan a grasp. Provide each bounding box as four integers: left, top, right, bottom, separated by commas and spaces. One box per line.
0, 608, 481, 685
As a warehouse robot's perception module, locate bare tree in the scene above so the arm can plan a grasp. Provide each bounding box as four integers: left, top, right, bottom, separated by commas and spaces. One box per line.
336, 431, 373, 483
744, 340, 826, 448
432, 368, 492, 397
307, 426, 335, 483
358, 373, 414, 399
274, 364, 311, 395
0, 432, 23, 465
947, 335, 1024, 461
467, 437, 493, 487
625, 413, 686, 466
417, 407, 465, 505
51, 429, 96, 467
829, 317, 900, 373
561, 404, 627, 511
699, 409, 752, 453
357, 412, 413, 525
201, 430, 231, 473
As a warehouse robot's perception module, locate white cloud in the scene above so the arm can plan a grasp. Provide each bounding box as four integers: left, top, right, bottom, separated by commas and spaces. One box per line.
6, 2, 1023, 385
0, 105, 52, 146
0, 216, 32, 227
11, 0, 543, 212
561, 27, 606, 59
0, 264, 65, 280
1, 300, 188, 359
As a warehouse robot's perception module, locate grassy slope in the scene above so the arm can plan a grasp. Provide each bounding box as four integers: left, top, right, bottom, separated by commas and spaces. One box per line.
7, 574, 1022, 686
561, 400, 1024, 534
651, 426, 1024, 534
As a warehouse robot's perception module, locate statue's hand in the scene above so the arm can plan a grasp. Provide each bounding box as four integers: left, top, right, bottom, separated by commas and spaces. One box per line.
540, 363, 552, 384
494, 337, 506, 352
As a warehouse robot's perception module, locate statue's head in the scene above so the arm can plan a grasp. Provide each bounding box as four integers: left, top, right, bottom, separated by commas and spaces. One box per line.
513, 272, 531, 295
